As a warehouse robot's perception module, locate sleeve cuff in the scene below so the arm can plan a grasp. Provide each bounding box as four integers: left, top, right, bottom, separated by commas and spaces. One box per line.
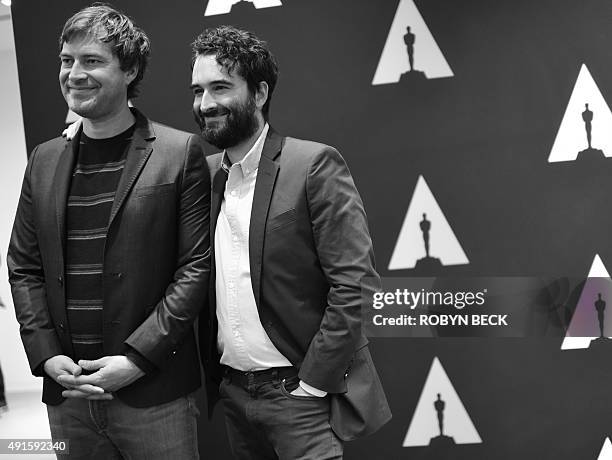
125, 348, 156, 375
299, 380, 328, 397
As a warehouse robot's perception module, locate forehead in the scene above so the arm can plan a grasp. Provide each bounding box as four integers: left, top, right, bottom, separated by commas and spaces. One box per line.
191, 54, 245, 85
61, 35, 115, 57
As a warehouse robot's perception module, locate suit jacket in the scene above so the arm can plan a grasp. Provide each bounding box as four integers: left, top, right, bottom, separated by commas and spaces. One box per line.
8, 109, 210, 407
200, 128, 391, 440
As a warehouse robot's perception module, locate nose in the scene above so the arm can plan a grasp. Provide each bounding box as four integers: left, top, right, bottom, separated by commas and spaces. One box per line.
67, 60, 87, 82
198, 89, 217, 113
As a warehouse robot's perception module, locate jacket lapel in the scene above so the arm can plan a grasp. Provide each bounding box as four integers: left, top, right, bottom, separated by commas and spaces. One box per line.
108, 111, 154, 229
249, 129, 283, 309
53, 137, 79, 264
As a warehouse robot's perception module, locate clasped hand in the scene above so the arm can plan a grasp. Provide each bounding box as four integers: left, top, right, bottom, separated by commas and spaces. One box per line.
45, 355, 144, 400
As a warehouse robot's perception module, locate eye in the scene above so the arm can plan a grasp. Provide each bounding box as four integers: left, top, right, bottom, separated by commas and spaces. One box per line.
192, 87, 203, 96
60, 57, 73, 66
86, 58, 101, 65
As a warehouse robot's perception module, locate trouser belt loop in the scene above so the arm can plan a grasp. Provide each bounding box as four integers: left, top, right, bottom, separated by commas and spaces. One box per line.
224, 367, 233, 384
271, 369, 280, 387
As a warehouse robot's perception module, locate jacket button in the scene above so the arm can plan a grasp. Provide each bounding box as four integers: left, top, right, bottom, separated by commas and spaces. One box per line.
58, 323, 65, 332
57, 276, 63, 286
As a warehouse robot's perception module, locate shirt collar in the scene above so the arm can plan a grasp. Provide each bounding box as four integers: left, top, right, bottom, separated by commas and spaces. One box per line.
221, 123, 269, 176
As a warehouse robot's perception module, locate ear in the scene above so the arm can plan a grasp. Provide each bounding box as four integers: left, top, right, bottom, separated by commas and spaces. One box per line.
125, 65, 139, 86
254, 81, 269, 111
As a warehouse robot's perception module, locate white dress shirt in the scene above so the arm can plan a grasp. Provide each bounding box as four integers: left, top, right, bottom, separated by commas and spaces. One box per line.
214, 124, 326, 397
214, 123, 327, 397
215, 123, 292, 371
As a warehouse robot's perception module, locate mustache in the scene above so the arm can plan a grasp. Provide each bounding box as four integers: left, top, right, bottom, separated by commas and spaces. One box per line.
201, 106, 230, 118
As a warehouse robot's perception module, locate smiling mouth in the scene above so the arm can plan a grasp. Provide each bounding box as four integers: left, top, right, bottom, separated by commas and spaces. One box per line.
204, 114, 228, 125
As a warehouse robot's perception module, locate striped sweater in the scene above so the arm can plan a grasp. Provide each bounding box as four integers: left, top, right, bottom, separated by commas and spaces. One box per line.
65, 125, 134, 361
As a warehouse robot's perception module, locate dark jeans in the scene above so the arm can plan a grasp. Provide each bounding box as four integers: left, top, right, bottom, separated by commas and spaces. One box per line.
220, 369, 343, 460
47, 393, 199, 459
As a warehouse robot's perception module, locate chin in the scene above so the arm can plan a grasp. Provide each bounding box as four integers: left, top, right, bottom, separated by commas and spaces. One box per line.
202, 135, 230, 150
68, 93, 95, 107
68, 106, 91, 118
68, 101, 99, 119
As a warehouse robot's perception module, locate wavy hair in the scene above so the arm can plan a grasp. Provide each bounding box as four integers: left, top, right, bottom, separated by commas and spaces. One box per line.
191, 26, 279, 120
59, 3, 151, 99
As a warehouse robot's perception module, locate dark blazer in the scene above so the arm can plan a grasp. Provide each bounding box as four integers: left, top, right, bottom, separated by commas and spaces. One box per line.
200, 128, 391, 441
8, 109, 210, 407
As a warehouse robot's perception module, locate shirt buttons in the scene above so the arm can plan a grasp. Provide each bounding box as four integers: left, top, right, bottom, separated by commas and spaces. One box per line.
231, 190, 237, 197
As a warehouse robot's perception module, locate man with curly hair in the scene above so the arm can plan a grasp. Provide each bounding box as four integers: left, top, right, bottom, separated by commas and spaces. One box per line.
192, 26, 391, 459
8, 5, 209, 458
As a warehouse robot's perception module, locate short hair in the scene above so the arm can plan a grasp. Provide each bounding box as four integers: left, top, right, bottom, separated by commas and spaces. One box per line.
59, 3, 151, 99
191, 26, 279, 120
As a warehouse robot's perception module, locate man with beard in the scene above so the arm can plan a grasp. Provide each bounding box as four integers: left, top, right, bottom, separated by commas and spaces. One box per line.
192, 26, 391, 459
8, 5, 209, 458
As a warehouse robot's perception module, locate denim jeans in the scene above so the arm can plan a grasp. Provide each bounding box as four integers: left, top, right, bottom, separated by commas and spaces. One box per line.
47, 393, 199, 459
220, 371, 343, 460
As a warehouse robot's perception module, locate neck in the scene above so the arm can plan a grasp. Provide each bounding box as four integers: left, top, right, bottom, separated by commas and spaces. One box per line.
225, 116, 266, 164
82, 104, 135, 139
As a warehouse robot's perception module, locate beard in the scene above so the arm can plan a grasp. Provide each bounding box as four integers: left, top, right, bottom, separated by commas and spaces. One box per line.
194, 95, 259, 150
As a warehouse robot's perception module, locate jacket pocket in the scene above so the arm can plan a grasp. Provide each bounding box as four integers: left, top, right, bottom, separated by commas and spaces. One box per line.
134, 183, 175, 198
266, 208, 297, 232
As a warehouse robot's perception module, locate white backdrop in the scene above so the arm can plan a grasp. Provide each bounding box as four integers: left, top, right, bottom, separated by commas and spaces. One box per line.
0, 11, 39, 393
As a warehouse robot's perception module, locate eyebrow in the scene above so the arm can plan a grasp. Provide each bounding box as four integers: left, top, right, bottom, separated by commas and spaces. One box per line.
189, 79, 233, 90
59, 52, 107, 59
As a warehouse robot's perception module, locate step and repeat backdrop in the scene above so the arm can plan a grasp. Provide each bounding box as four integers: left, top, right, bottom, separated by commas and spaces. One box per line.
11, 0, 612, 458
